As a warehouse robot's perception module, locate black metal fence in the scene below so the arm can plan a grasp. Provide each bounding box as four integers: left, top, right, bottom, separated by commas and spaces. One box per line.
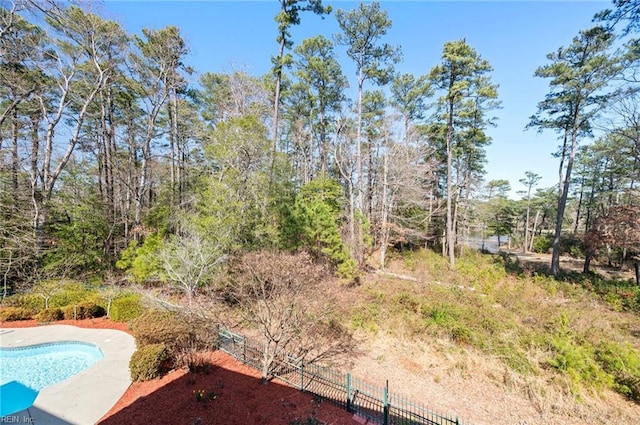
217, 327, 463, 425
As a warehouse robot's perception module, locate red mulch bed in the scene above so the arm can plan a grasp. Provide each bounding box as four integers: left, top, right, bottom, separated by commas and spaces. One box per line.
1, 318, 358, 425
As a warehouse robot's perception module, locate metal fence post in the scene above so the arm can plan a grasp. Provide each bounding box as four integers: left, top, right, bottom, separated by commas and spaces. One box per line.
242, 337, 246, 364
383, 380, 389, 425
346, 372, 352, 412
300, 360, 305, 392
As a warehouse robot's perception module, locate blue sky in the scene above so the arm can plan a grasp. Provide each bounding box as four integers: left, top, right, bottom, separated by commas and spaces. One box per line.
101, 0, 610, 197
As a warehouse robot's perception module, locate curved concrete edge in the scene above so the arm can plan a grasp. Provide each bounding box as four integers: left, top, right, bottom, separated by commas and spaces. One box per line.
0, 325, 136, 425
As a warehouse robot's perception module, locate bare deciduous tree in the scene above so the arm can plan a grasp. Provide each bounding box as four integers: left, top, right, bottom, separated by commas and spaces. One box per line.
378, 133, 437, 268
159, 221, 227, 308
226, 250, 352, 382
584, 204, 640, 283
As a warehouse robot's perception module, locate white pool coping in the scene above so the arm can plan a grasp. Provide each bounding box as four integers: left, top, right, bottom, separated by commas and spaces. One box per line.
0, 325, 136, 425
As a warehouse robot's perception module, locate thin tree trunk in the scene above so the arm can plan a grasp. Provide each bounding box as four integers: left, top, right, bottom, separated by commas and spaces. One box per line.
134, 98, 166, 232
583, 253, 592, 273
168, 99, 177, 205
552, 129, 569, 277
356, 64, 364, 210
380, 153, 390, 269
319, 109, 327, 176
446, 93, 455, 268
573, 175, 585, 234
529, 210, 540, 252
269, 37, 286, 187
523, 201, 531, 254
11, 108, 19, 193
101, 89, 116, 260
552, 122, 579, 277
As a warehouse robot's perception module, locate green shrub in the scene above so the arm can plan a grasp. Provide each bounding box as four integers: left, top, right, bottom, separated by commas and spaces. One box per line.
595, 341, 640, 401
603, 292, 624, 312
532, 235, 552, 254
131, 310, 217, 370
49, 281, 91, 308
291, 178, 358, 280
63, 302, 106, 320
0, 307, 34, 321
455, 250, 507, 290
131, 310, 191, 349
110, 293, 144, 322
116, 235, 165, 284
4, 293, 44, 311
616, 374, 640, 402
36, 308, 63, 322
392, 292, 422, 314
129, 343, 168, 381
425, 303, 459, 327
547, 335, 612, 394
350, 304, 380, 333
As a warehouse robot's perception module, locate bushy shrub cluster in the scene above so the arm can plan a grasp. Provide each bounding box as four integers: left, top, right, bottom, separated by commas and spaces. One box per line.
595, 341, 640, 402
110, 293, 144, 321
128, 310, 218, 381
130, 310, 192, 349
36, 308, 64, 322
2, 280, 116, 322
532, 234, 552, 254
0, 307, 34, 321
63, 302, 106, 320
286, 178, 359, 281
129, 343, 168, 381
4, 294, 43, 311
48, 281, 91, 308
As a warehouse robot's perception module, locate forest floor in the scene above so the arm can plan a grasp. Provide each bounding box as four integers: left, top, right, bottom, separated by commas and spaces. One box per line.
510, 250, 636, 281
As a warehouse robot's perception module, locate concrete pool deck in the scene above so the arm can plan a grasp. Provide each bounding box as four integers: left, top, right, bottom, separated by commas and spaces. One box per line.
0, 325, 135, 425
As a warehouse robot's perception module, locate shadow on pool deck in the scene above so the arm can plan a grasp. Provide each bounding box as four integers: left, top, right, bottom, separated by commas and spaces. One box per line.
2, 406, 73, 425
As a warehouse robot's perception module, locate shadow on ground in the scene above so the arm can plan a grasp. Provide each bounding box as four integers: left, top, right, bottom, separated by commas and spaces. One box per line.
97, 357, 357, 425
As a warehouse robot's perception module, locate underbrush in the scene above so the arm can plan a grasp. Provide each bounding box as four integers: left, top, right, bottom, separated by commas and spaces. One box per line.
0, 280, 144, 323
129, 310, 218, 381
350, 248, 640, 404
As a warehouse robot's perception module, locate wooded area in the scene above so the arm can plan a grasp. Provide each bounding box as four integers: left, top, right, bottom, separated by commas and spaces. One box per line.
1, 0, 639, 295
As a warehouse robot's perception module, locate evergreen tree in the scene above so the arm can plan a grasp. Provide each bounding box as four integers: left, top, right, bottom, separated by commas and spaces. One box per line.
529, 26, 621, 277
428, 39, 499, 267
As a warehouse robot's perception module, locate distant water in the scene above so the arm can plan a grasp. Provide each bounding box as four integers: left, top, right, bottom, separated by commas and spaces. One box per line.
462, 236, 510, 254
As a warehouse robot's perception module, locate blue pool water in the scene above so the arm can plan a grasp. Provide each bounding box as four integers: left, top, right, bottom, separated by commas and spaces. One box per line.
0, 341, 104, 416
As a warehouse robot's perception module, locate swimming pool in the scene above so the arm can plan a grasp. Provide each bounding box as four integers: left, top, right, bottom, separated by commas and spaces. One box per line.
0, 341, 104, 416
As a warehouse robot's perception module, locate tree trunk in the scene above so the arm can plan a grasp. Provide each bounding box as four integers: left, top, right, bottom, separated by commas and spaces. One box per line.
133, 97, 166, 233
269, 36, 286, 187
100, 88, 116, 261
168, 95, 177, 206
379, 153, 390, 269
356, 62, 364, 210
583, 253, 592, 273
446, 91, 455, 268
552, 125, 578, 278
573, 175, 585, 234
523, 194, 532, 254
11, 108, 19, 193
529, 210, 540, 252
319, 109, 327, 176
367, 137, 374, 220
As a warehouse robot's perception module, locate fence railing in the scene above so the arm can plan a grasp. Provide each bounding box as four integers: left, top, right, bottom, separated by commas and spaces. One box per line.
217, 327, 463, 425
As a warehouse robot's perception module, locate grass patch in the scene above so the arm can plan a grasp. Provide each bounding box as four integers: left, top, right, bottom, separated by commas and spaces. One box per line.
350, 248, 640, 403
